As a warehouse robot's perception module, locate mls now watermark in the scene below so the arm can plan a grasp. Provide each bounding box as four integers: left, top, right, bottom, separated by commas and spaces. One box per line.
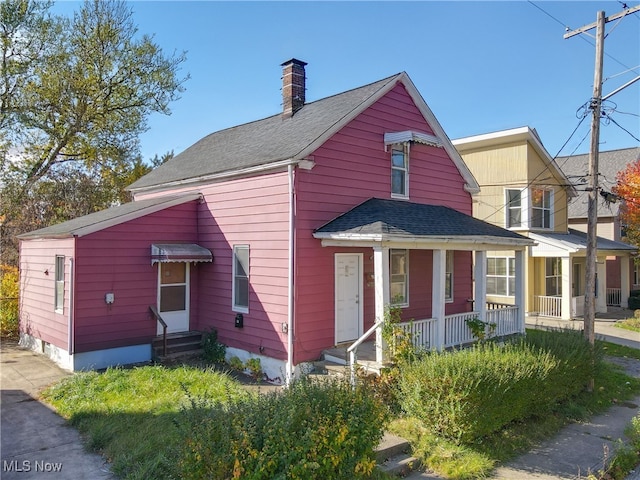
3, 460, 63, 473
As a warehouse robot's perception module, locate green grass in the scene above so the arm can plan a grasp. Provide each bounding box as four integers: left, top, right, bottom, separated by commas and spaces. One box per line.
614, 317, 640, 333
388, 332, 640, 479
41, 365, 251, 480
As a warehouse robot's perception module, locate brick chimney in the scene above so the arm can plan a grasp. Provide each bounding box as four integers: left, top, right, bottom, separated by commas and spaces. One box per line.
281, 58, 307, 118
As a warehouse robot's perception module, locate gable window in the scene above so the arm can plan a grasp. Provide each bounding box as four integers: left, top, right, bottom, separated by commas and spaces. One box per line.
506, 189, 522, 228
531, 188, 552, 229
391, 144, 408, 198
233, 245, 249, 313
54, 255, 64, 313
487, 256, 515, 296
445, 251, 453, 302
390, 249, 408, 306
545, 257, 562, 296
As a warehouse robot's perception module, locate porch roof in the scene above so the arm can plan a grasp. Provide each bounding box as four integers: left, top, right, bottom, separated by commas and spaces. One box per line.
313, 198, 534, 250
529, 229, 637, 256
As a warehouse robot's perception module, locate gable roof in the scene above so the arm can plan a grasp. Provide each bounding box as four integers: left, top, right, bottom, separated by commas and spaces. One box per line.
313, 198, 533, 248
128, 72, 479, 195
18, 193, 201, 239
558, 147, 640, 219
452, 126, 577, 198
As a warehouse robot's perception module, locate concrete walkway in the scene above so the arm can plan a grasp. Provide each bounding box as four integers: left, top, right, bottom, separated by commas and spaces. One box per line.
1, 339, 115, 479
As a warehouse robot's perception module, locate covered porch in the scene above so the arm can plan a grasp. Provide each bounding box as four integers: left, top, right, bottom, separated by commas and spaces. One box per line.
528, 230, 636, 320
313, 198, 535, 368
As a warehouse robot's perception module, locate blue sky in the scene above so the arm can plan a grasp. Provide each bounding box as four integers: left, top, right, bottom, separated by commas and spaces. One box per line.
52, 1, 640, 162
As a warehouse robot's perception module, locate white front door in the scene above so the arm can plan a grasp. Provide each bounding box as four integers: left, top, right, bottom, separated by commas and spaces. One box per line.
335, 254, 363, 344
158, 262, 190, 334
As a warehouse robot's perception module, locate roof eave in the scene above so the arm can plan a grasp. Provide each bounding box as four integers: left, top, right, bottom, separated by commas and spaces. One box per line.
313, 231, 534, 250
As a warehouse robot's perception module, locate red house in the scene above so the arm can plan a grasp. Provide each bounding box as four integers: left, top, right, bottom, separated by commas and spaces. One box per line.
18, 60, 533, 382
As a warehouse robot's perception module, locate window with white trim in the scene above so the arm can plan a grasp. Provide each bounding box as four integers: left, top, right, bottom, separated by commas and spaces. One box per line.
545, 257, 562, 296
445, 251, 453, 302
506, 189, 522, 228
232, 245, 249, 313
487, 256, 516, 296
391, 144, 408, 198
633, 262, 640, 286
54, 255, 64, 313
531, 188, 552, 229
390, 249, 408, 306
505, 187, 553, 230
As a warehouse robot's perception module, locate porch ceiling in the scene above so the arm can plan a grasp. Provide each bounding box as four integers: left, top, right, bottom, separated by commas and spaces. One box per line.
313, 198, 534, 250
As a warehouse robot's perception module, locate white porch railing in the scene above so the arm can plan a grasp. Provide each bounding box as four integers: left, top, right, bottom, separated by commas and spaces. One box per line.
397, 318, 437, 351
534, 295, 562, 318
486, 306, 520, 336
397, 306, 522, 352
444, 311, 478, 348
606, 288, 621, 307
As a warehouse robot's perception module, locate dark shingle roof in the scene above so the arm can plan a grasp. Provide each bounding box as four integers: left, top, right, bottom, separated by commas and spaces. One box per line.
128, 74, 402, 191
18, 194, 201, 239
314, 198, 530, 241
559, 147, 639, 219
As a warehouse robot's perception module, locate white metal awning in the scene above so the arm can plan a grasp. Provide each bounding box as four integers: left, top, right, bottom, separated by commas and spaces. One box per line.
151, 244, 213, 264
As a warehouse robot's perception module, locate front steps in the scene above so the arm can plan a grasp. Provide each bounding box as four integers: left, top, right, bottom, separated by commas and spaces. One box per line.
152, 331, 203, 364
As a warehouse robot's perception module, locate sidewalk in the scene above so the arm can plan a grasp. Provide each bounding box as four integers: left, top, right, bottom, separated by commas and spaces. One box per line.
0, 339, 115, 480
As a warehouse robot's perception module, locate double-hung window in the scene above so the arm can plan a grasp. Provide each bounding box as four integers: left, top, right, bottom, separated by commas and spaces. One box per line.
391, 145, 408, 198
390, 249, 408, 306
487, 256, 515, 296
545, 257, 562, 296
505, 187, 553, 230
232, 245, 249, 313
54, 255, 64, 313
445, 251, 453, 302
506, 189, 522, 228
531, 188, 552, 229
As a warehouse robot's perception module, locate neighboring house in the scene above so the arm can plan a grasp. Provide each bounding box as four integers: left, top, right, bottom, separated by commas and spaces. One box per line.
559, 147, 640, 307
18, 60, 533, 381
453, 127, 636, 321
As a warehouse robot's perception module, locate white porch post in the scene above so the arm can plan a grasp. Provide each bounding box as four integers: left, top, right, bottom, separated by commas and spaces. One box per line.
621, 256, 631, 308
515, 250, 526, 333
561, 256, 572, 320
433, 249, 446, 351
474, 251, 487, 323
596, 255, 607, 313
373, 246, 390, 364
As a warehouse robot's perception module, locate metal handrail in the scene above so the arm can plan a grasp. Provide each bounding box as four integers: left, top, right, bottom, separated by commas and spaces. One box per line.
149, 305, 168, 356
347, 319, 385, 386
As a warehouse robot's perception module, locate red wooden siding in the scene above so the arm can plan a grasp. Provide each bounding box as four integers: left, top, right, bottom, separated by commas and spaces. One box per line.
28, 201, 201, 354
293, 83, 474, 363
20, 238, 75, 349
192, 171, 291, 361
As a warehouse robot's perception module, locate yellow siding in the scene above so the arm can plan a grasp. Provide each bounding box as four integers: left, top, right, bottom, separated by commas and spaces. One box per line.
463, 142, 528, 228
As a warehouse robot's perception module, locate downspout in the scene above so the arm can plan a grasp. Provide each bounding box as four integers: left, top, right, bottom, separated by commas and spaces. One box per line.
68, 256, 75, 357
286, 164, 295, 385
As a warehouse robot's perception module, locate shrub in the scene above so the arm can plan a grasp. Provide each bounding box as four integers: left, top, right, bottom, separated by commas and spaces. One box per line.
245, 357, 263, 381
629, 289, 640, 297
628, 296, 640, 310
176, 376, 388, 479
398, 329, 598, 444
0, 265, 19, 339
228, 355, 244, 371
201, 328, 226, 363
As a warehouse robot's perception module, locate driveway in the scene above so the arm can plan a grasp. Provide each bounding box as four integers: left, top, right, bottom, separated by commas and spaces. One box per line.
1, 340, 115, 480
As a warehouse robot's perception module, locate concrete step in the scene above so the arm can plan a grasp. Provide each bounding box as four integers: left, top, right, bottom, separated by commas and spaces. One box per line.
375, 433, 422, 477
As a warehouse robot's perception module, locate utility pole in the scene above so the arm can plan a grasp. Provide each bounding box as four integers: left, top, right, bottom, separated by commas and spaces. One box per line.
564, 5, 640, 353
